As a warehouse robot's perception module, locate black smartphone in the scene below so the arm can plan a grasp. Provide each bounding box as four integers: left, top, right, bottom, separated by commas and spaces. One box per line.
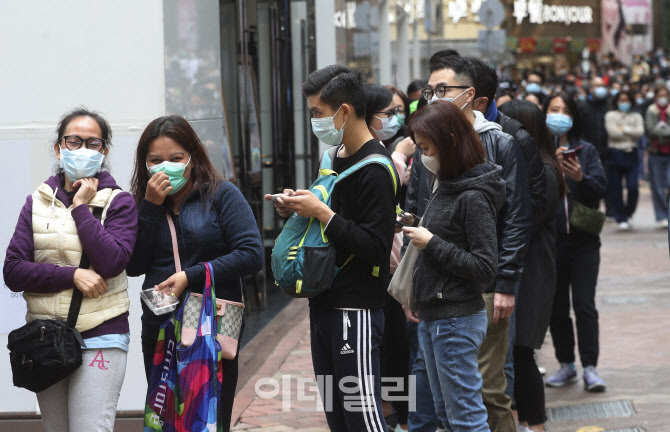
395, 220, 408, 227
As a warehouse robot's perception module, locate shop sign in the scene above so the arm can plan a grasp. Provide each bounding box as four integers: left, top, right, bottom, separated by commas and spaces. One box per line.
552, 38, 569, 53
586, 38, 601, 53
513, 0, 594, 26
536, 37, 552, 53
446, 0, 483, 24
518, 37, 536, 53
334, 1, 357, 29
506, 37, 519, 51
570, 38, 586, 53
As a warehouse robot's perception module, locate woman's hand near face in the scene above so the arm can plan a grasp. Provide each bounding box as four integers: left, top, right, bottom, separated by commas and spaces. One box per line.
72, 178, 99, 207
395, 137, 416, 158
146, 171, 173, 205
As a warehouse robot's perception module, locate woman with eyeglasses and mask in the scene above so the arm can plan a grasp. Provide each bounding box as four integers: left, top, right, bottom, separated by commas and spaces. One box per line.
127, 115, 263, 430
4, 108, 138, 432
364, 83, 414, 430
542, 93, 608, 393
604, 90, 645, 230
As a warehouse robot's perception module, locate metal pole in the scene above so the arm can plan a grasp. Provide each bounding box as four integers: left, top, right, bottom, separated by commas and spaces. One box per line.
378, 0, 392, 84
412, 1, 421, 80
397, 4, 410, 91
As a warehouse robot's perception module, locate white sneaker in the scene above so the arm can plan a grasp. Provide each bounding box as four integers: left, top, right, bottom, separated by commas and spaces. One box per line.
617, 221, 630, 231
538, 365, 546, 375
657, 219, 669, 229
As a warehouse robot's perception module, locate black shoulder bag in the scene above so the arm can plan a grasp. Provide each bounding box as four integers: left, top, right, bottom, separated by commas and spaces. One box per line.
7, 207, 103, 393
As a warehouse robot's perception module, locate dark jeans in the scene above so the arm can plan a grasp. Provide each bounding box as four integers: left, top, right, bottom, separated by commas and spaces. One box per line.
606, 149, 639, 223
513, 345, 546, 426
549, 233, 601, 367
142, 323, 243, 432
380, 293, 410, 424
648, 153, 670, 221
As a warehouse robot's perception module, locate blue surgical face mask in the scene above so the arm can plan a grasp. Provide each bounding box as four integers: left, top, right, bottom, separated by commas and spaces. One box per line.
546, 113, 574, 137
526, 82, 542, 94
618, 102, 632, 113
396, 113, 406, 127
594, 86, 609, 99
636, 98, 645, 106
60, 148, 105, 182
372, 114, 400, 140
577, 94, 587, 102
611, 89, 620, 96
311, 106, 347, 146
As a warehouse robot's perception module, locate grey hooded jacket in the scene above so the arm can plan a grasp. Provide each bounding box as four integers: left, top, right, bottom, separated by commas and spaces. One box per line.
414, 163, 506, 321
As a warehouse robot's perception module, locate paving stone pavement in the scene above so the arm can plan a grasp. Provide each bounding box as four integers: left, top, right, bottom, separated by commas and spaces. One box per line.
233, 186, 670, 431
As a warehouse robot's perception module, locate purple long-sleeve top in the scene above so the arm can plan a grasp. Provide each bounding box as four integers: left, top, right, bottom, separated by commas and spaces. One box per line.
3, 172, 138, 338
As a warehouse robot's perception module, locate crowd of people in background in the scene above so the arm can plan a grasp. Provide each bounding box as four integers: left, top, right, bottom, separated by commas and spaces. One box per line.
351, 48, 670, 432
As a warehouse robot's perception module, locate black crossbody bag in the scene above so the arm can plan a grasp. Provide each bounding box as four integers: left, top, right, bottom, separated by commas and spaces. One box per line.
7, 207, 102, 393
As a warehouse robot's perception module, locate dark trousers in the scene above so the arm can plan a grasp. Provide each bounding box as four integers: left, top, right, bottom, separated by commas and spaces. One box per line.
310, 307, 387, 432
513, 345, 546, 426
606, 149, 639, 223
142, 332, 241, 432
380, 293, 410, 425
549, 233, 601, 367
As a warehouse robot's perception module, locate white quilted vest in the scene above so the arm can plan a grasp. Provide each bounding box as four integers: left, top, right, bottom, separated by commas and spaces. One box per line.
23, 183, 130, 332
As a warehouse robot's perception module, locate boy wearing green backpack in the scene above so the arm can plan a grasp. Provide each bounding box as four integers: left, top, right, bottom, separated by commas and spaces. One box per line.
266, 65, 398, 431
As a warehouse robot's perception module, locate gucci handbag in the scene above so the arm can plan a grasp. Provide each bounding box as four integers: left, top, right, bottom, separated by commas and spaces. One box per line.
165, 212, 244, 360
7, 208, 102, 393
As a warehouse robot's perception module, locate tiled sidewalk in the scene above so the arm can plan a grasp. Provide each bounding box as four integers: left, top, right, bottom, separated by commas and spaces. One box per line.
232, 301, 329, 431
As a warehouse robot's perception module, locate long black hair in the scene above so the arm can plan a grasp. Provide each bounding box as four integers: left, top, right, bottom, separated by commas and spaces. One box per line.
500, 100, 566, 197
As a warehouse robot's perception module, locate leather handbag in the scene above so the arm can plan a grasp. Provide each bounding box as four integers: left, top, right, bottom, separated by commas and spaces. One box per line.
570, 200, 606, 235
165, 212, 244, 360
7, 207, 102, 393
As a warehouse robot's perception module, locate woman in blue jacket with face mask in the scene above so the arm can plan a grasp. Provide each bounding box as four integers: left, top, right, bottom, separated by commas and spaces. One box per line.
543, 93, 608, 393
127, 115, 263, 430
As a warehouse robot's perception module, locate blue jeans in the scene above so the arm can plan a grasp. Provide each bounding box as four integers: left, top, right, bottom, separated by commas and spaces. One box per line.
420, 311, 490, 432
648, 153, 670, 221
407, 321, 438, 432
606, 149, 639, 223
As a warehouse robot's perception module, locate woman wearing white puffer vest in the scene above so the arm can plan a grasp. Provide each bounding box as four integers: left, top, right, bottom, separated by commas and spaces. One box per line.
3, 108, 138, 432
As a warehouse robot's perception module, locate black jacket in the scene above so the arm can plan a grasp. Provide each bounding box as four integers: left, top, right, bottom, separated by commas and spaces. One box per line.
478, 127, 532, 295
496, 112, 546, 217
128, 182, 264, 339
414, 163, 506, 321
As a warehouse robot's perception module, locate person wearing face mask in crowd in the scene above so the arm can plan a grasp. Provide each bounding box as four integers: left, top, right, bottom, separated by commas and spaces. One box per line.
267, 65, 399, 431
633, 91, 650, 180
4, 108, 138, 432
128, 115, 264, 430
364, 83, 413, 431
524, 71, 545, 97
543, 93, 608, 393
404, 100, 505, 432
582, 77, 612, 161
604, 91, 645, 230
414, 55, 531, 432
644, 86, 670, 228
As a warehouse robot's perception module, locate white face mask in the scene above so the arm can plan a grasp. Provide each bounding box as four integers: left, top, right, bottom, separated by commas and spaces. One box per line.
421, 154, 440, 175
428, 88, 471, 110
372, 114, 400, 140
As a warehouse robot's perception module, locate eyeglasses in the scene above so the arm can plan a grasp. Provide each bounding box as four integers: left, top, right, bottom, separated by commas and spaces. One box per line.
62, 135, 106, 151
374, 107, 399, 118
422, 85, 470, 100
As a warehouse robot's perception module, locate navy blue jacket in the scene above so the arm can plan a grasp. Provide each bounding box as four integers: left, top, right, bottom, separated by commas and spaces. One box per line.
128, 181, 264, 339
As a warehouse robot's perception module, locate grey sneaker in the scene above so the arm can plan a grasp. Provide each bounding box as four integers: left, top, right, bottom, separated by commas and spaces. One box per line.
545, 363, 578, 387
583, 366, 607, 392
